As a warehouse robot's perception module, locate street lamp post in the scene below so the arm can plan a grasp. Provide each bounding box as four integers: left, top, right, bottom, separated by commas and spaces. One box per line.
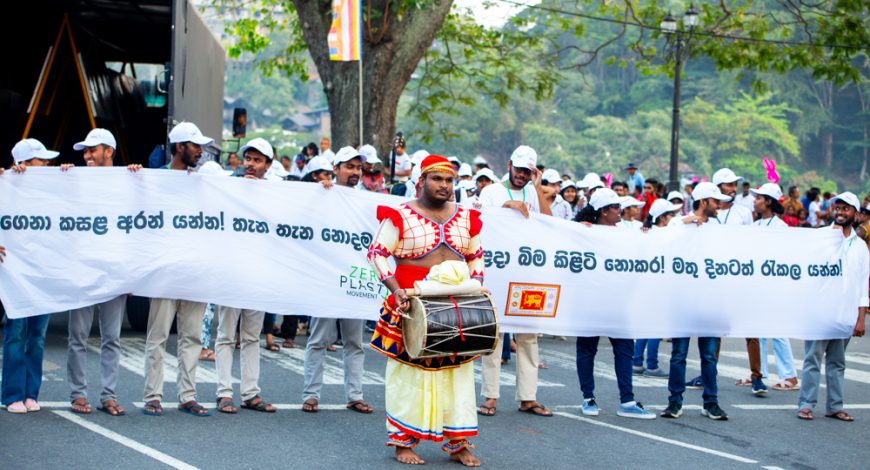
661, 5, 698, 191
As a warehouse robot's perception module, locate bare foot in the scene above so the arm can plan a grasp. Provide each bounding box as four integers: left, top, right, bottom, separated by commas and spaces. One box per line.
450, 448, 481, 467
395, 447, 425, 465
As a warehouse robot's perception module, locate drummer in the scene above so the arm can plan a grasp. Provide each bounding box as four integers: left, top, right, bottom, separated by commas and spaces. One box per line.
367, 155, 485, 467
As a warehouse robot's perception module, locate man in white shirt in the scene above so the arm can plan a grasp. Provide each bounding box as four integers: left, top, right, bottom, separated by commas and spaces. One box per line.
319, 136, 335, 162
477, 145, 552, 418
617, 197, 644, 229
733, 181, 756, 212
797, 192, 868, 422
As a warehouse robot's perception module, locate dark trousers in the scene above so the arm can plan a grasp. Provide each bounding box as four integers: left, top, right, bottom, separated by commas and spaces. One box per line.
668, 337, 720, 405
576, 336, 635, 404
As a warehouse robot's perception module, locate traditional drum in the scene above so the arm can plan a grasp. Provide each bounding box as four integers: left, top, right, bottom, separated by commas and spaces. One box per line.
402, 293, 499, 359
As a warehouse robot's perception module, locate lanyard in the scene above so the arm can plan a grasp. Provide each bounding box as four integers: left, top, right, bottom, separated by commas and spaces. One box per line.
505, 182, 526, 203
716, 208, 730, 224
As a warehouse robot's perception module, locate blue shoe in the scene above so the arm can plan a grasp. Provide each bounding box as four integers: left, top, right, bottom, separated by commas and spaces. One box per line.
617, 401, 656, 420
642, 368, 669, 378
686, 376, 704, 389
752, 377, 768, 395
632, 365, 644, 375
581, 398, 599, 416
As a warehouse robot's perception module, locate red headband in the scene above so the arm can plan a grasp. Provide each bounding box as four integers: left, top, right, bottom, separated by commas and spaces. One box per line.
420, 155, 457, 177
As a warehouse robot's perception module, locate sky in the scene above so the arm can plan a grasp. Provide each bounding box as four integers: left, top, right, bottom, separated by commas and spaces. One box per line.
454, 0, 532, 28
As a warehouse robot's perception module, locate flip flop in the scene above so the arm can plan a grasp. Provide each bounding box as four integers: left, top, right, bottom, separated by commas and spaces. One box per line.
143, 400, 163, 416
98, 400, 126, 416
347, 400, 374, 414
302, 399, 319, 413
477, 405, 496, 416
264, 343, 280, 352
825, 410, 854, 422
178, 401, 210, 417
70, 398, 92, 415
797, 408, 813, 420
519, 403, 553, 417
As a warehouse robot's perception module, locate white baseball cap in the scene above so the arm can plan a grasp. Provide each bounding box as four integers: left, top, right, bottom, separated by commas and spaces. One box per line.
560, 180, 577, 191
693, 182, 732, 201
589, 188, 621, 210
333, 146, 363, 165
265, 161, 289, 181
473, 155, 488, 165
618, 196, 645, 210
198, 161, 233, 177
830, 191, 861, 212
359, 144, 381, 164
649, 199, 682, 222
712, 168, 743, 185
12, 138, 59, 164
447, 156, 462, 166
74, 128, 116, 150
238, 137, 274, 160
542, 168, 561, 184
749, 183, 783, 200
410, 150, 429, 166
473, 168, 496, 183
168, 122, 214, 146
578, 172, 603, 190
458, 163, 473, 177
509, 145, 537, 170
410, 164, 423, 184
666, 190, 685, 202
305, 156, 334, 176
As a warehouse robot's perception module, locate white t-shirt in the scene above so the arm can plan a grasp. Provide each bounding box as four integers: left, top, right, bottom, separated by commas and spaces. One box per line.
716, 204, 753, 225
551, 195, 572, 220
754, 216, 788, 228
808, 200, 822, 227
734, 192, 755, 212
617, 219, 642, 230
478, 181, 540, 213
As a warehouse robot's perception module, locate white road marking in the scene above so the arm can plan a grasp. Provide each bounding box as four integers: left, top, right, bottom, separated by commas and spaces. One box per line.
719, 350, 870, 385
733, 403, 870, 410
553, 411, 758, 464
471, 362, 565, 387
52, 410, 200, 470
92, 337, 238, 384
553, 404, 703, 411
262, 346, 384, 385
540, 349, 665, 387
131, 402, 353, 411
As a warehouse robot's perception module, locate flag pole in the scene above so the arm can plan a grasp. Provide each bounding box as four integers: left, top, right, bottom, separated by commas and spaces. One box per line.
358, 56, 363, 146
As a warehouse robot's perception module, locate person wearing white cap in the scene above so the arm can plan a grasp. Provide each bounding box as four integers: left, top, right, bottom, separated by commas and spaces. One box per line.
478, 145, 552, 419
573, 188, 656, 419
643, 199, 681, 229
560, 180, 582, 218
797, 192, 868, 421
712, 169, 767, 395
302, 155, 334, 183
473, 155, 489, 171
142, 121, 214, 418
463, 168, 497, 210
457, 163, 473, 181
666, 190, 686, 216
542, 169, 571, 220
447, 156, 462, 172
303, 146, 372, 415
662, 181, 731, 420
1, 139, 57, 414
747, 183, 800, 392
578, 172, 604, 200
209, 138, 277, 414
617, 196, 645, 229
358, 144, 386, 193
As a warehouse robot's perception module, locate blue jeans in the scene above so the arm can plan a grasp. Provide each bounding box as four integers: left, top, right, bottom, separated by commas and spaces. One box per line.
668, 337, 719, 405
2, 314, 50, 405
633, 339, 661, 369
201, 304, 215, 349
501, 333, 511, 361
576, 336, 635, 403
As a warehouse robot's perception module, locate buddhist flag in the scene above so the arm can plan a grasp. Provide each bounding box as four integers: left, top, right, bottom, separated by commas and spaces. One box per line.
328, 0, 362, 61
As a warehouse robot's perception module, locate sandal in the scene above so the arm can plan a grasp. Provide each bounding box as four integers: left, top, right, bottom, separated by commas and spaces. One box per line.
772, 380, 800, 391
241, 396, 277, 413
735, 378, 753, 387
797, 408, 813, 420
519, 402, 553, 417
347, 400, 374, 414
265, 343, 280, 352
282, 339, 295, 349
143, 400, 163, 416
71, 397, 92, 414
302, 398, 319, 413
327, 344, 337, 352
825, 410, 854, 422
199, 349, 216, 361
178, 400, 211, 417
98, 399, 126, 416
477, 405, 496, 416
217, 397, 239, 414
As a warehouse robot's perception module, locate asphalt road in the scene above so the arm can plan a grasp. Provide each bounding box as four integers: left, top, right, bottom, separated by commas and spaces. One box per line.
1, 313, 869, 469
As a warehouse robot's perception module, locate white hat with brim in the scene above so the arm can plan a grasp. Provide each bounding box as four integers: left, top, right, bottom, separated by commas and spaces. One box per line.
239, 137, 275, 160
473, 168, 496, 183
74, 128, 117, 151
12, 138, 59, 164
830, 191, 861, 212
305, 156, 334, 176
265, 160, 289, 180
333, 146, 363, 165
649, 199, 682, 222
560, 180, 577, 191
579, 172, 603, 190
168, 122, 214, 146
473, 155, 488, 165
410, 165, 423, 184
359, 144, 381, 165
509, 145, 537, 170
542, 168, 561, 184
411, 150, 429, 166
666, 190, 684, 202
693, 182, 732, 201
448, 156, 462, 165
712, 168, 743, 186
619, 196, 645, 210
749, 183, 783, 201
198, 161, 233, 177
589, 188, 621, 211
458, 163, 473, 177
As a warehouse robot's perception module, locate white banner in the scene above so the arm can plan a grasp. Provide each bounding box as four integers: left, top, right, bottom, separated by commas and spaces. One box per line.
0, 168, 860, 339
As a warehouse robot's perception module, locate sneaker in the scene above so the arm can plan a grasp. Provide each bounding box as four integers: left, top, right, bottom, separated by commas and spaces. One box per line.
701, 403, 729, 420
686, 376, 704, 389
643, 368, 669, 378
661, 402, 683, 419
581, 398, 600, 416
617, 401, 656, 420
752, 377, 768, 395
632, 365, 644, 375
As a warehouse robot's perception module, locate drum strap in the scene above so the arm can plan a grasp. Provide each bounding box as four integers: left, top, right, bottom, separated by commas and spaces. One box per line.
448, 296, 466, 342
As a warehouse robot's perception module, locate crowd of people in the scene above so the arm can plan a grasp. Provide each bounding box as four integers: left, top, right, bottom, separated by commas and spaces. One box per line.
1, 121, 867, 466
